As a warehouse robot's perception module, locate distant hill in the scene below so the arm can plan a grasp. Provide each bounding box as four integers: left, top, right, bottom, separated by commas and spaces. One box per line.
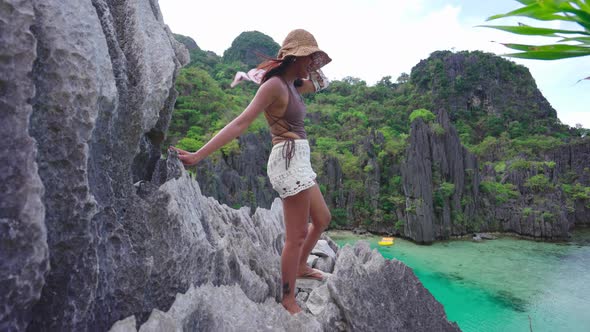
410, 50, 564, 145
222, 31, 280, 67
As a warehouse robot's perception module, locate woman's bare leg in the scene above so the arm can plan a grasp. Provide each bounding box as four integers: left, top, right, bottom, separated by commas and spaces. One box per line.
281, 188, 311, 314
297, 184, 331, 276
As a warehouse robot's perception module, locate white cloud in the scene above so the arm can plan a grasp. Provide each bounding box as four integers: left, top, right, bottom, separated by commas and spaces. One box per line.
158, 0, 589, 128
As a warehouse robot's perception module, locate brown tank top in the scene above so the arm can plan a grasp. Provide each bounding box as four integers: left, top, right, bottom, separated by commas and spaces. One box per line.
263, 77, 307, 145
263, 77, 307, 170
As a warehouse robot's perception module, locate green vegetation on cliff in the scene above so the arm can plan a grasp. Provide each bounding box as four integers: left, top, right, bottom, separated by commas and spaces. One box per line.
222, 31, 280, 67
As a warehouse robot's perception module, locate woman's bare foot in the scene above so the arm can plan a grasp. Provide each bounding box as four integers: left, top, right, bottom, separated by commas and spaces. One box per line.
296, 265, 324, 281
281, 298, 302, 315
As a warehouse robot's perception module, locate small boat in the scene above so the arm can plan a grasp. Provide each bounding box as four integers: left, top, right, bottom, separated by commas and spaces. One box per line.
378, 237, 395, 246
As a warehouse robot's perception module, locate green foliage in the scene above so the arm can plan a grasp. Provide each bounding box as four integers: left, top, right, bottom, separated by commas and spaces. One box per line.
431, 123, 446, 136
562, 183, 590, 200
522, 207, 534, 217
378, 127, 409, 156
461, 196, 473, 208
220, 138, 240, 156
471, 136, 502, 159
394, 220, 405, 232
525, 174, 553, 192
330, 208, 349, 228
405, 200, 417, 214
480, 181, 520, 203
452, 210, 466, 225
434, 182, 456, 209
494, 161, 507, 173
542, 211, 555, 223
512, 135, 565, 154
409, 108, 436, 123
439, 182, 456, 197
509, 158, 532, 171
482, 0, 590, 80
176, 137, 204, 152
508, 159, 556, 172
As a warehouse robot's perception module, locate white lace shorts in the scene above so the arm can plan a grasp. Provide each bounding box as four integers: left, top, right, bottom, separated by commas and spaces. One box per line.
267, 139, 317, 198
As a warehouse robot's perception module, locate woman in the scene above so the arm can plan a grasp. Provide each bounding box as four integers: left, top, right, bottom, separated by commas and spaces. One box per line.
171, 29, 332, 314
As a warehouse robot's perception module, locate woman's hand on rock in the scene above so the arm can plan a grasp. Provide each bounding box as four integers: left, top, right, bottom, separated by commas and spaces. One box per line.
169, 146, 200, 166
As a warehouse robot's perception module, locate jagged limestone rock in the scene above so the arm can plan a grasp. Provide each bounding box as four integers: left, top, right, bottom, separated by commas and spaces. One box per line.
311, 239, 337, 259
306, 283, 330, 316
546, 140, 590, 226
0, 1, 49, 330
295, 278, 327, 293
307, 254, 320, 268
27, 0, 112, 328
113, 284, 323, 332
194, 131, 277, 210
324, 242, 461, 331
109, 316, 138, 332
401, 117, 436, 243
2, 0, 189, 329
402, 108, 582, 241
110, 240, 460, 332
315, 256, 336, 273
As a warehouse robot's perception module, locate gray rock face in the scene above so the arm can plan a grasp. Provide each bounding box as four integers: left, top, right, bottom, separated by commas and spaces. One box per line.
401, 108, 587, 242
110, 238, 459, 332
195, 131, 278, 210
490, 178, 570, 239
1, 0, 188, 329
477, 148, 577, 240
311, 239, 337, 259
0, 1, 49, 331
401, 110, 480, 243
401, 118, 435, 243
324, 242, 460, 331
27, 0, 111, 328
111, 284, 323, 332
547, 139, 590, 225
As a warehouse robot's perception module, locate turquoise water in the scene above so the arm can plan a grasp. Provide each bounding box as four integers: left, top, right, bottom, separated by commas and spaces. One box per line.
329, 229, 590, 332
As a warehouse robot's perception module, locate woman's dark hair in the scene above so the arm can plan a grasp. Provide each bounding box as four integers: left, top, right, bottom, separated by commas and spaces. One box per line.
258, 56, 303, 87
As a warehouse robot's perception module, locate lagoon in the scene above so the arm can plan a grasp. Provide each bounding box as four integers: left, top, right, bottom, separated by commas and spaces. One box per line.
328, 229, 590, 332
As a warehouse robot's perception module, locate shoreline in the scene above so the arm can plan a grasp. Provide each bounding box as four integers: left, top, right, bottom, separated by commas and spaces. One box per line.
327, 225, 590, 245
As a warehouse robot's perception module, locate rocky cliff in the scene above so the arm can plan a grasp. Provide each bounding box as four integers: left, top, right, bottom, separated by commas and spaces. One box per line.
194, 131, 278, 210
411, 50, 558, 132
546, 140, 590, 226
401, 110, 480, 243
401, 109, 588, 243
0, 0, 459, 330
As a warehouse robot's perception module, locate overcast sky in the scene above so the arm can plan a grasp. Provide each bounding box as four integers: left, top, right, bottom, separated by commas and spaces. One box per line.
159, 0, 589, 128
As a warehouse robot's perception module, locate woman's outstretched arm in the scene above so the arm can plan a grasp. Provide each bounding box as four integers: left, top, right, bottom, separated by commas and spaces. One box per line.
170, 78, 281, 166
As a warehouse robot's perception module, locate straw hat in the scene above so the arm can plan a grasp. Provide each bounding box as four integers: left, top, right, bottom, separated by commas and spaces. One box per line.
277, 29, 332, 71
